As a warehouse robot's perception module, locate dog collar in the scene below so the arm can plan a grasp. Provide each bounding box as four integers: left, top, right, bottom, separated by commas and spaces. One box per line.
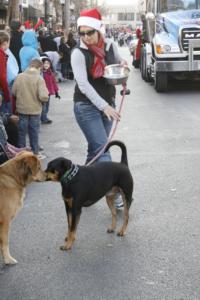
60, 164, 79, 184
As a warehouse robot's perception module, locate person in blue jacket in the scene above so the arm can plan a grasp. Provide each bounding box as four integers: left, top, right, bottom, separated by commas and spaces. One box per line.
19, 30, 40, 71
6, 48, 19, 86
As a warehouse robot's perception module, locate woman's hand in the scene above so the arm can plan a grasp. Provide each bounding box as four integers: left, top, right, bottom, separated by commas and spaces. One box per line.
103, 105, 121, 121
120, 59, 128, 67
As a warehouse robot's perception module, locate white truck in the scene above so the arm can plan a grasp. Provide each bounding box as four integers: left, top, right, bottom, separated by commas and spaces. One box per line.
140, 0, 200, 92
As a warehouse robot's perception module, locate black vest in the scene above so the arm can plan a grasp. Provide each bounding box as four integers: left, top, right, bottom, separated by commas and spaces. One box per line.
73, 43, 116, 105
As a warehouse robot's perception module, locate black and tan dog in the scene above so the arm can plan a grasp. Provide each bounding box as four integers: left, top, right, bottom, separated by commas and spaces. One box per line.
45, 140, 134, 251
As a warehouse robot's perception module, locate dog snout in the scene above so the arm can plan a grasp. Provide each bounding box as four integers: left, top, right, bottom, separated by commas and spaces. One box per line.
35, 170, 48, 182
45, 175, 51, 181
44, 171, 50, 181
45, 171, 59, 181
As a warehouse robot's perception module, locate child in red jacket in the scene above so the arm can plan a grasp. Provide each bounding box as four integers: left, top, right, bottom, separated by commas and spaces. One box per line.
0, 31, 11, 113
41, 57, 60, 124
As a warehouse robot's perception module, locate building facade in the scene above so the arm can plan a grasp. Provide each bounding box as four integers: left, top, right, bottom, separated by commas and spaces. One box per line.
102, 5, 141, 29
0, 0, 8, 28
0, 0, 44, 28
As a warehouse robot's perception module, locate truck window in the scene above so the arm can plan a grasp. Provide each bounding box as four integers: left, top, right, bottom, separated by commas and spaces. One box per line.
159, 0, 200, 12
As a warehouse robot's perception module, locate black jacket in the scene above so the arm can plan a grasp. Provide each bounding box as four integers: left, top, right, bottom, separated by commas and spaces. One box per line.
39, 36, 57, 52
73, 43, 116, 105
59, 43, 71, 64
10, 31, 23, 72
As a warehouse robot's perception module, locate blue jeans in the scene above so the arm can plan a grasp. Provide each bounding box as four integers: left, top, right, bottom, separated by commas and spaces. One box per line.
0, 101, 12, 114
41, 98, 50, 122
18, 114, 40, 154
61, 62, 68, 78
74, 101, 113, 164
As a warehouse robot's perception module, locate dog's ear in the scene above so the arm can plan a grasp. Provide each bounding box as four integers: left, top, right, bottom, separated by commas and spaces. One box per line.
57, 159, 72, 177
61, 159, 72, 171
22, 156, 40, 176
17, 154, 40, 184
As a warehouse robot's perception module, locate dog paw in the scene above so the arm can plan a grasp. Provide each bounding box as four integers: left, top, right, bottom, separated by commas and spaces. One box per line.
60, 244, 71, 251
4, 257, 18, 265
117, 230, 125, 237
107, 228, 115, 233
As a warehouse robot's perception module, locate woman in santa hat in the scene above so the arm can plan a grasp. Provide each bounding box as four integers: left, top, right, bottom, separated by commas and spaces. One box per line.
71, 8, 127, 208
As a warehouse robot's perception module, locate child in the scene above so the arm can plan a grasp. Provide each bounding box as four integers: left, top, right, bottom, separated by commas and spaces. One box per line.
12, 58, 48, 158
0, 30, 11, 113
41, 57, 60, 124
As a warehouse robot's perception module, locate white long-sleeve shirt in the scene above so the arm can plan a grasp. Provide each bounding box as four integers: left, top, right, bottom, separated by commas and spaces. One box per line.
71, 38, 122, 111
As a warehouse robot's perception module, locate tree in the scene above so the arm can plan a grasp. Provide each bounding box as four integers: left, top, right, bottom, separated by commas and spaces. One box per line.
73, 0, 89, 20
6, 0, 20, 25
53, 0, 71, 33
52, 0, 62, 24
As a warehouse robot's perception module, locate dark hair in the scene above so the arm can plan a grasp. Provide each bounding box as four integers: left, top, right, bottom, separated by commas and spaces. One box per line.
68, 32, 73, 41
10, 20, 21, 31
42, 57, 53, 70
67, 32, 76, 49
41, 57, 51, 64
38, 30, 44, 36
0, 31, 10, 45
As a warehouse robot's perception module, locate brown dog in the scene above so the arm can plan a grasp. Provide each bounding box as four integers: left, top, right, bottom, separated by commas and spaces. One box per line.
0, 151, 46, 265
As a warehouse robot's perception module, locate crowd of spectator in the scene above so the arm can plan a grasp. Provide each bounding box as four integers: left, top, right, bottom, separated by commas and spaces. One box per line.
0, 19, 137, 164
0, 20, 77, 162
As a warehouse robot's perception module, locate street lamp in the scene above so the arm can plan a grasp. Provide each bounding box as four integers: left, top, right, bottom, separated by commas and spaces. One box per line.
60, 0, 65, 29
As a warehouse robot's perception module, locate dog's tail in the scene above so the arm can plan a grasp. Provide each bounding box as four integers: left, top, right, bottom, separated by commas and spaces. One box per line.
104, 140, 128, 166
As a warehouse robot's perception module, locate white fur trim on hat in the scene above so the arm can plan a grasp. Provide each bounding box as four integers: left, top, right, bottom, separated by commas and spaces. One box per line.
77, 16, 101, 31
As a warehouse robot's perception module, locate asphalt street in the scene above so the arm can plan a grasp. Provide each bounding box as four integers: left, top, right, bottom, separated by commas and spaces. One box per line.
1, 45, 200, 300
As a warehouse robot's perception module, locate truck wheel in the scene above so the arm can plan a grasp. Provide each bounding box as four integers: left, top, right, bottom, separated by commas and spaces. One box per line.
154, 72, 168, 92
141, 49, 151, 82
141, 49, 146, 80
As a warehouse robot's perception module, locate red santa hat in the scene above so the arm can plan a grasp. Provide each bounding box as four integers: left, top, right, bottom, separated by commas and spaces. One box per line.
77, 8, 102, 31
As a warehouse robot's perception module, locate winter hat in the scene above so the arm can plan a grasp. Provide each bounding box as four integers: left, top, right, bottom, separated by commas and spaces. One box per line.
41, 56, 51, 64
41, 56, 53, 70
77, 8, 102, 32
